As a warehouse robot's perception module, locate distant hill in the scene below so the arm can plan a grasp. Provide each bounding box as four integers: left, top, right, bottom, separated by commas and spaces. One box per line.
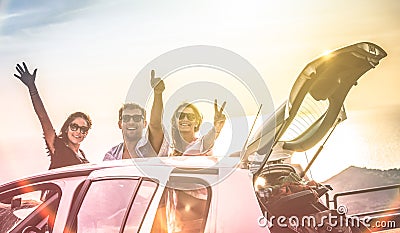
323, 166, 400, 215
324, 166, 400, 191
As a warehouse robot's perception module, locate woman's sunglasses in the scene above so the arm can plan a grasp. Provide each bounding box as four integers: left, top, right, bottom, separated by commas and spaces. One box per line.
176, 112, 196, 121
121, 114, 144, 123
69, 123, 89, 134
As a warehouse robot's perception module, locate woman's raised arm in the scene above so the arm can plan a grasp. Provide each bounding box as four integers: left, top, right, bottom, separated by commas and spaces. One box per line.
14, 62, 56, 153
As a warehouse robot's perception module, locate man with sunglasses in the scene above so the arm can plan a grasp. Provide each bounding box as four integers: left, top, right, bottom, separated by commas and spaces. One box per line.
103, 70, 168, 160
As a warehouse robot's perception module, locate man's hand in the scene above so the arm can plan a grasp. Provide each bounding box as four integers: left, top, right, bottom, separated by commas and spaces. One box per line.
14, 62, 37, 89
150, 70, 165, 94
214, 99, 226, 133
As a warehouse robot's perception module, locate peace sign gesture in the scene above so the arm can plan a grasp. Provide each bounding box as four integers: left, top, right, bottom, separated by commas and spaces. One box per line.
214, 99, 226, 133
150, 70, 165, 94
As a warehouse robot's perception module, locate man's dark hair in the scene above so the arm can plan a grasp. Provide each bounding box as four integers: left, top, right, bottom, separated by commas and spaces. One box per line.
118, 103, 146, 121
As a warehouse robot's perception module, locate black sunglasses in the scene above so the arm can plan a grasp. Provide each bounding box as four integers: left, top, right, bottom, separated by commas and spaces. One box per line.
176, 112, 196, 121
122, 114, 144, 123
69, 123, 89, 134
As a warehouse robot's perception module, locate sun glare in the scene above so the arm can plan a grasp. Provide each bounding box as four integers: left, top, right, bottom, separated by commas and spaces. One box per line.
291, 120, 365, 182
321, 50, 335, 60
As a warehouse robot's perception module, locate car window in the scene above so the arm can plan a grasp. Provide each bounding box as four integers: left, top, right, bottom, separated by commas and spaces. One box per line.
75, 178, 158, 233
123, 180, 158, 232
151, 178, 211, 233
0, 185, 60, 233
281, 93, 329, 141
76, 179, 138, 232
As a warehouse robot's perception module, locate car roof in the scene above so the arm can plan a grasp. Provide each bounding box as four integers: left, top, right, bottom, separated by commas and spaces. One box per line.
0, 156, 241, 190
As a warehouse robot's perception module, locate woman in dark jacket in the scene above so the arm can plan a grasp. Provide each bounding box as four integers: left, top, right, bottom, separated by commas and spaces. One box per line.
14, 62, 91, 169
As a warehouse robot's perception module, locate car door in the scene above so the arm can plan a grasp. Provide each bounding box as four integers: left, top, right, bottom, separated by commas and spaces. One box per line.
65, 177, 158, 233
64, 165, 174, 233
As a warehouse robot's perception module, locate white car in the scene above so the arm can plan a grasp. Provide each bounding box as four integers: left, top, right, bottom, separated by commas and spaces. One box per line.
1, 42, 396, 233
0, 157, 266, 233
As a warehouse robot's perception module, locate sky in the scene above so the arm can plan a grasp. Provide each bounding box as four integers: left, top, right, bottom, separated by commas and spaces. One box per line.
0, 0, 399, 182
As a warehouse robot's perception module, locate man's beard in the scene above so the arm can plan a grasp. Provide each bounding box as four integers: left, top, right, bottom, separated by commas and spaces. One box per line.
123, 129, 142, 142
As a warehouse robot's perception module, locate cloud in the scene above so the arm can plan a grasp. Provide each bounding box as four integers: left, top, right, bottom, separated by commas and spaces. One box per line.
0, 0, 97, 36
0, 11, 24, 21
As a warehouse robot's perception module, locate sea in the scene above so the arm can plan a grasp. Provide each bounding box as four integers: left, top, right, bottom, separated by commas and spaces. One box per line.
298, 105, 400, 182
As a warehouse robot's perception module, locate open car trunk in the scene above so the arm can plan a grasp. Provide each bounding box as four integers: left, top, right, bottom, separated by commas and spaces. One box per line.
242, 42, 387, 175
247, 42, 389, 232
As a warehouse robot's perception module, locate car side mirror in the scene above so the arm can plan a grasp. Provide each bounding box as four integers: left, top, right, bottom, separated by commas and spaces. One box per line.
11, 197, 22, 209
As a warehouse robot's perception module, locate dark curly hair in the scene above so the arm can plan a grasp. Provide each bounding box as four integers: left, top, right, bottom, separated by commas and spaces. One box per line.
59, 112, 92, 142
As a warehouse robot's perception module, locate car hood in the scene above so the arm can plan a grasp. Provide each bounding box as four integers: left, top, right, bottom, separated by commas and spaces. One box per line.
242, 42, 387, 172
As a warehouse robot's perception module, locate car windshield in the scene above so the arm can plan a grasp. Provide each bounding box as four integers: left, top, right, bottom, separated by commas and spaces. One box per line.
280, 93, 329, 142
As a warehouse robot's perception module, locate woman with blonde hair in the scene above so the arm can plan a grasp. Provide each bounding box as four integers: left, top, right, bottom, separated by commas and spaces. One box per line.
170, 100, 226, 156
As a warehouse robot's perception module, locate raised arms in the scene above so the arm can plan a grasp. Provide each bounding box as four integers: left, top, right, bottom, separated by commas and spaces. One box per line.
202, 99, 227, 152
14, 62, 56, 153
148, 70, 165, 154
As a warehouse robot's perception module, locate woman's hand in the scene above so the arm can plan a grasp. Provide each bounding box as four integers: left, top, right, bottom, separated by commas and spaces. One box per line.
14, 62, 37, 90
214, 99, 226, 133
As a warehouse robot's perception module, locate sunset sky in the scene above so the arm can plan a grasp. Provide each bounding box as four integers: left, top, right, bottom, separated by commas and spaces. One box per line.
0, 0, 399, 182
